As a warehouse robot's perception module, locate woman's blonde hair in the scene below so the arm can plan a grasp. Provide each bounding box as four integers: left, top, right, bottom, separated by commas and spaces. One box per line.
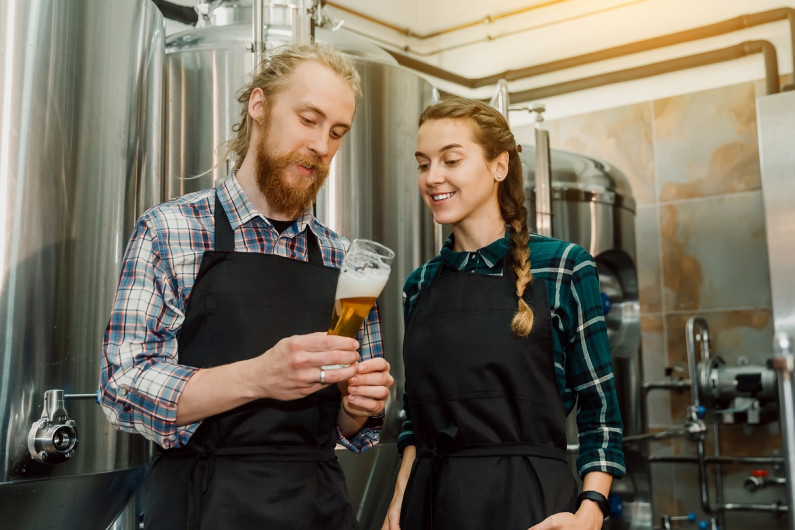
419, 96, 534, 337
225, 42, 362, 168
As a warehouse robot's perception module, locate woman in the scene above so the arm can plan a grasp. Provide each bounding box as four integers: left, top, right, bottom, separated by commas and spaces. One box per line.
383, 97, 625, 530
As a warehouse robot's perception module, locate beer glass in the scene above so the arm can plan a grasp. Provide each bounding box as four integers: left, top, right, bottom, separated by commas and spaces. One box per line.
328, 238, 395, 340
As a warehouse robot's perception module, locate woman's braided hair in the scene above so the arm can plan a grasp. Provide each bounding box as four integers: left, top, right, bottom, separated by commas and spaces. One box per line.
419, 96, 534, 337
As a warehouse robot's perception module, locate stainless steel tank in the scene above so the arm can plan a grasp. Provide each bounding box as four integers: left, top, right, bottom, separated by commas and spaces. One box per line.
163, 3, 438, 528
0, 0, 164, 528
520, 145, 649, 529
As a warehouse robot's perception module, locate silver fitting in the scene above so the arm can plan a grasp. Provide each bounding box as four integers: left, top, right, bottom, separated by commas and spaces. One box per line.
27, 389, 79, 464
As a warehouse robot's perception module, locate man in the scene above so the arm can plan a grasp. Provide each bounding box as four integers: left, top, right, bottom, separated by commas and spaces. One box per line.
99, 43, 393, 529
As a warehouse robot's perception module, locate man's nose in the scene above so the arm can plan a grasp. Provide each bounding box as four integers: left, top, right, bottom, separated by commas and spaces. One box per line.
308, 130, 331, 158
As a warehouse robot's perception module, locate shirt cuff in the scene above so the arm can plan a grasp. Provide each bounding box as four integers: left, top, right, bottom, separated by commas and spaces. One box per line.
336, 415, 384, 453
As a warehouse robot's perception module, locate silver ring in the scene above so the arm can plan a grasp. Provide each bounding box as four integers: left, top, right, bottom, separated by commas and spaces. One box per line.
320, 368, 326, 385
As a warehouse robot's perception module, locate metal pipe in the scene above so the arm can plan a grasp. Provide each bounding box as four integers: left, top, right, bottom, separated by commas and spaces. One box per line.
254, 0, 265, 71
325, 0, 573, 39
773, 332, 795, 529
507, 40, 780, 104
622, 423, 705, 444
488, 79, 510, 120
649, 455, 785, 465
712, 416, 726, 529
532, 106, 552, 237
686, 316, 709, 410
382, 8, 795, 90
643, 379, 691, 393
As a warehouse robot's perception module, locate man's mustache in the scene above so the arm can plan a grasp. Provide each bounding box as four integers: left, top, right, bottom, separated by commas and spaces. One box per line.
281, 152, 330, 176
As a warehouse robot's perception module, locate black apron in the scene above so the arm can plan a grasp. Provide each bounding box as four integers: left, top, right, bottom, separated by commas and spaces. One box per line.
143, 194, 359, 530
400, 261, 578, 530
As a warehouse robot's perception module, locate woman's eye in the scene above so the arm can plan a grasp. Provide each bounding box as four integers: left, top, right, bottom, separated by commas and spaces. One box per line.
417, 162, 430, 171
300, 115, 315, 126
445, 159, 460, 166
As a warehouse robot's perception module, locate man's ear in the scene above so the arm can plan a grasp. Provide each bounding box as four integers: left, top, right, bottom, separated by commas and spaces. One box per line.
248, 88, 267, 124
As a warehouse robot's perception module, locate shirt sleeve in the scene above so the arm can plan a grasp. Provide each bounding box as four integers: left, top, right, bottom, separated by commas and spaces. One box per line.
336, 300, 385, 452
98, 216, 199, 449
563, 248, 626, 478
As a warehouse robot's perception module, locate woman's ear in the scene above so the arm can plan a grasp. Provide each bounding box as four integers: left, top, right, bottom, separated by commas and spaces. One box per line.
248, 88, 266, 124
493, 151, 510, 182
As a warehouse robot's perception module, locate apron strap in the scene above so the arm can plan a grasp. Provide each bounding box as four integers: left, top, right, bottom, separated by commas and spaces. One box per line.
214, 193, 235, 252
214, 192, 324, 264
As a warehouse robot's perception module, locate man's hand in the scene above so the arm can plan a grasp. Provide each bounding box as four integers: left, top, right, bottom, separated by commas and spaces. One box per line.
251, 332, 361, 401
339, 357, 394, 417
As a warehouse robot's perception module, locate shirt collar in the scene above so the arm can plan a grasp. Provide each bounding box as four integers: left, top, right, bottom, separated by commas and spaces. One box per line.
218, 172, 316, 234
439, 228, 511, 271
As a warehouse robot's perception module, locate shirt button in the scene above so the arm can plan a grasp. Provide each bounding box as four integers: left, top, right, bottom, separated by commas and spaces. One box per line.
119, 387, 129, 396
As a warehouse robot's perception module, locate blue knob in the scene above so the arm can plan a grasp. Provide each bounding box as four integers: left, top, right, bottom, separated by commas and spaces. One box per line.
607, 493, 623, 518
600, 292, 612, 315
696, 406, 706, 418
699, 521, 709, 529
687, 513, 697, 522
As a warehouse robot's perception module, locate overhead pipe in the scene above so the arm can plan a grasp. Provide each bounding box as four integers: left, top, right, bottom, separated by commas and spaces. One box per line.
325, 0, 573, 39
507, 40, 779, 103
381, 8, 795, 93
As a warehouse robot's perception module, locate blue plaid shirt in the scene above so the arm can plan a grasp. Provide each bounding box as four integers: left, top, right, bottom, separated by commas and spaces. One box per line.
398, 233, 625, 479
99, 174, 384, 451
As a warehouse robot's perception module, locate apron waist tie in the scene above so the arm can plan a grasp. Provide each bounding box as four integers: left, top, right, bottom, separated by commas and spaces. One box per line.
158, 445, 337, 529
415, 441, 567, 529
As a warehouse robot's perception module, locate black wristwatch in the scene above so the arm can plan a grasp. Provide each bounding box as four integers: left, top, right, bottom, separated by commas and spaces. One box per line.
576, 490, 611, 520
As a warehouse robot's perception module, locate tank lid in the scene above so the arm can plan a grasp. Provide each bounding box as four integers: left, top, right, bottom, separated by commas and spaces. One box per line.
167, 24, 396, 64
520, 145, 635, 207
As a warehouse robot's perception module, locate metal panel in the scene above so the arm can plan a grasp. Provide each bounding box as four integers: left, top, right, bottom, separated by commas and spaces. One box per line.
0, 0, 163, 527
757, 91, 795, 342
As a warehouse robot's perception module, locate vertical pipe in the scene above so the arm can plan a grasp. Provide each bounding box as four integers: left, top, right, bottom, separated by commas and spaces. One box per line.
685, 316, 708, 409
773, 332, 795, 529
253, 0, 264, 71
489, 79, 510, 122
533, 105, 552, 237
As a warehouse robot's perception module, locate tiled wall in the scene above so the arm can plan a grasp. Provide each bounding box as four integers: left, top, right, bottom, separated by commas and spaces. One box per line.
526, 79, 787, 529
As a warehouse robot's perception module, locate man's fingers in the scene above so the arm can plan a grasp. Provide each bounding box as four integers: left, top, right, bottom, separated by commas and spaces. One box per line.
314, 365, 357, 385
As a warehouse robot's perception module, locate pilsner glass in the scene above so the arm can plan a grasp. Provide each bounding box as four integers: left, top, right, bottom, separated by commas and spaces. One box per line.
324, 239, 394, 368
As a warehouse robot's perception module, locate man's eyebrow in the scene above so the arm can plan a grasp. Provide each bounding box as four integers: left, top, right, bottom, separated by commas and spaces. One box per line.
415, 143, 464, 158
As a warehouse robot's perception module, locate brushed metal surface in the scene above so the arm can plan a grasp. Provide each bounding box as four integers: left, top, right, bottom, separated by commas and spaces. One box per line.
0, 0, 163, 527
757, 91, 795, 345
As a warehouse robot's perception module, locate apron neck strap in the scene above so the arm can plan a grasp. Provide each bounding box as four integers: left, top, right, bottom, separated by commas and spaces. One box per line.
213, 192, 324, 264
214, 192, 235, 252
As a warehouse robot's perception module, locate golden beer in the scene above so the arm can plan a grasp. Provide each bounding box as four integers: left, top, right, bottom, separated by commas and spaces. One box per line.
323, 239, 393, 369
328, 296, 379, 338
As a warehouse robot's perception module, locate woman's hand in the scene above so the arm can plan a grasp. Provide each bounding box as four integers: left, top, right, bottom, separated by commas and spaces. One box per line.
381, 445, 416, 530
527, 509, 602, 530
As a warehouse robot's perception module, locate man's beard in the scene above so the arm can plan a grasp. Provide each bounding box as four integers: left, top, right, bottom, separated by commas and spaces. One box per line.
254, 137, 330, 219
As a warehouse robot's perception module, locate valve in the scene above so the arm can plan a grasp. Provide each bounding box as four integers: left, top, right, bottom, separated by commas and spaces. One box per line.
27, 389, 79, 464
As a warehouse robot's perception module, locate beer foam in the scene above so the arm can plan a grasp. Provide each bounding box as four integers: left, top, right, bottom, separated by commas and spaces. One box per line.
335, 269, 389, 299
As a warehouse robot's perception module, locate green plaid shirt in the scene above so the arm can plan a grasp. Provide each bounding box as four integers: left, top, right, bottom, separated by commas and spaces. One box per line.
399, 232, 625, 479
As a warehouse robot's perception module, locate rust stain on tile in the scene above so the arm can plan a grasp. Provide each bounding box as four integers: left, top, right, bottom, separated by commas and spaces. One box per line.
661, 206, 702, 310
659, 139, 760, 201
